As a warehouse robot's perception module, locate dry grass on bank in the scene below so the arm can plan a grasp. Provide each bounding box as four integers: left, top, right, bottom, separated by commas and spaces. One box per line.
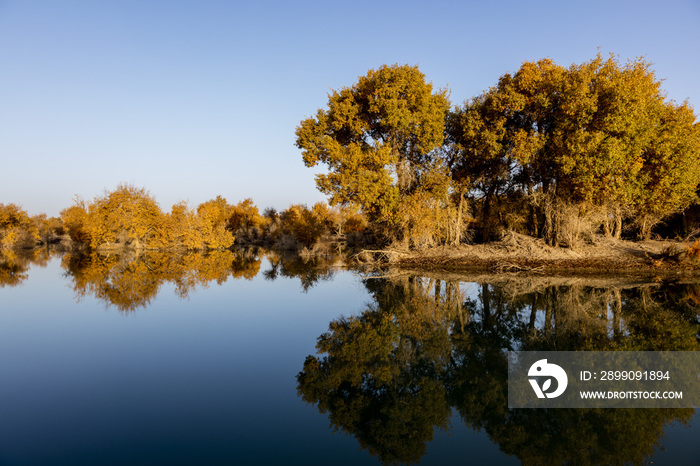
362, 231, 700, 274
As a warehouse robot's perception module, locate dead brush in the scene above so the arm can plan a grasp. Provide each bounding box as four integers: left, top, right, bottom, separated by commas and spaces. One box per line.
647, 243, 689, 267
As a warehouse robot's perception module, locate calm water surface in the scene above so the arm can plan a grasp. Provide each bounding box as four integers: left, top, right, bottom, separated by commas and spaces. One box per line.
0, 250, 697, 465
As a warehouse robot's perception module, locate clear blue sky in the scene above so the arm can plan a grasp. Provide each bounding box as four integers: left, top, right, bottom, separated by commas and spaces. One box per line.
1, 0, 698, 217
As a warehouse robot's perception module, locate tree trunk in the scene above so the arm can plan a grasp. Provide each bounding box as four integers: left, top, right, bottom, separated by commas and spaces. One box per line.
639, 216, 649, 240
613, 207, 622, 239
454, 190, 465, 246
543, 199, 554, 246
602, 212, 612, 237
528, 202, 538, 237
481, 187, 494, 243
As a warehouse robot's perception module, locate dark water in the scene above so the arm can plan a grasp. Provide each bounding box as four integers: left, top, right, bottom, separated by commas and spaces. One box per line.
0, 250, 698, 465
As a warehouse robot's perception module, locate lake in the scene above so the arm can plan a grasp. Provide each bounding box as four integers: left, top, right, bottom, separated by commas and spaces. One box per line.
0, 249, 698, 465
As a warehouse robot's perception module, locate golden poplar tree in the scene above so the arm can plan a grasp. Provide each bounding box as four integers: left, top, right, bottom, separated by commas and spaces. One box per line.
295, 64, 450, 239
449, 54, 700, 243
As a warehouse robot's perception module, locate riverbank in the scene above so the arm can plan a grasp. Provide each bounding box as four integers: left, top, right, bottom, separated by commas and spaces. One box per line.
6, 231, 700, 276
366, 232, 700, 275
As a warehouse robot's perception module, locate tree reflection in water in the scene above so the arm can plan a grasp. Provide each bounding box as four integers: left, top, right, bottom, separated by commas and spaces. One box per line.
60, 248, 341, 312
262, 249, 338, 292
297, 274, 699, 465
5, 249, 698, 463
0, 248, 55, 287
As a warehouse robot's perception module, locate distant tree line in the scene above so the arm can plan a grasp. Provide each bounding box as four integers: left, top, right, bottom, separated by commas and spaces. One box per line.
0, 184, 369, 251
0, 203, 63, 249
296, 54, 700, 247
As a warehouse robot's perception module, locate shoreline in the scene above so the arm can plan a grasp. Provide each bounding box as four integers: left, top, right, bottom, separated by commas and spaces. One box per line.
6, 233, 700, 276
371, 233, 700, 276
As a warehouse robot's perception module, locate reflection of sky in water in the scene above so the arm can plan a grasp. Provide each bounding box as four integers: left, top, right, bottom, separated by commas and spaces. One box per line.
1, 258, 359, 463
0, 258, 696, 465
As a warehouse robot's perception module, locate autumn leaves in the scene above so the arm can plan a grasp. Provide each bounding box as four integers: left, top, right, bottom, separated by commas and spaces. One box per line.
296, 56, 700, 247
58, 184, 368, 251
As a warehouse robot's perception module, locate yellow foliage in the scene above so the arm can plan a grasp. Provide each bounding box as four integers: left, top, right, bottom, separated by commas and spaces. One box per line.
0, 203, 38, 249
196, 196, 235, 249
60, 185, 168, 250
227, 198, 266, 233
397, 191, 450, 249
296, 63, 450, 235
164, 199, 236, 250
450, 53, 700, 243
280, 204, 327, 247
61, 200, 91, 244
60, 186, 236, 251
339, 204, 368, 234
85, 184, 166, 249
165, 202, 205, 249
